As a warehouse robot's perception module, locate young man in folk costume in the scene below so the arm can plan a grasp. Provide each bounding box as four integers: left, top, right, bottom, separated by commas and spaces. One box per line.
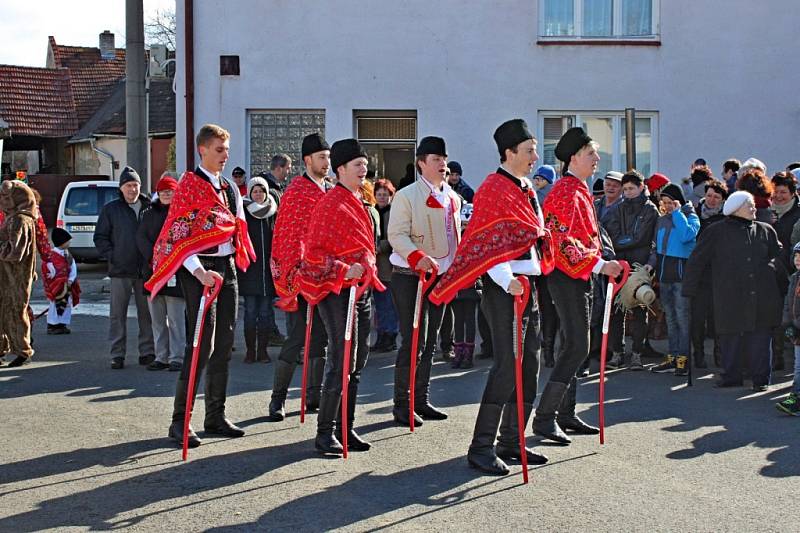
145, 124, 256, 448
296, 139, 385, 454
430, 119, 552, 475
267, 133, 332, 421
535, 127, 623, 444
387, 136, 462, 426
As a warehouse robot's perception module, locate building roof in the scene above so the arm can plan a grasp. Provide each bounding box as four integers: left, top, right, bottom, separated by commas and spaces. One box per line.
47, 36, 128, 127
70, 78, 176, 141
0, 65, 79, 137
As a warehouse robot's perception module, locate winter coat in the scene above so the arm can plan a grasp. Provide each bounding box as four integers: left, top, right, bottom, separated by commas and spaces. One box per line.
697, 199, 725, 234
782, 272, 800, 333
237, 206, 276, 296
771, 196, 800, 272
652, 203, 700, 283
682, 216, 783, 335
136, 199, 182, 297
604, 193, 658, 266
594, 196, 622, 229
451, 178, 475, 203
376, 204, 393, 283
94, 193, 151, 278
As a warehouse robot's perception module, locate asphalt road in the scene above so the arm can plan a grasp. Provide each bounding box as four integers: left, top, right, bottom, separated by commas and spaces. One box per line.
0, 268, 797, 532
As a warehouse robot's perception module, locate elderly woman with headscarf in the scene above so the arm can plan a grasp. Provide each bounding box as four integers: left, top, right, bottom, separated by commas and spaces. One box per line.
683, 190, 783, 391
237, 176, 278, 363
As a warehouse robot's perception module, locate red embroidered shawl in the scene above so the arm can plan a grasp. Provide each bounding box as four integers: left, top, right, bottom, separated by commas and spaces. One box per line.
144, 171, 255, 297
429, 172, 553, 305
44, 251, 81, 305
542, 174, 602, 280
297, 184, 386, 305
270, 175, 328, 311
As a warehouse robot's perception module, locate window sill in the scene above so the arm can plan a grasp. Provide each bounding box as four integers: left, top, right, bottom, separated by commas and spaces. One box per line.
537, 38, 661, 47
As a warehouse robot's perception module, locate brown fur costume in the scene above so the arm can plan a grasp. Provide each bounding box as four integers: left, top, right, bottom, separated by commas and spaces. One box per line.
0, 180, 37, 361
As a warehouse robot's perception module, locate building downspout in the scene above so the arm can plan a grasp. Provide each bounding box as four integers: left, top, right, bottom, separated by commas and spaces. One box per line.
185, 0, 195, 170
91, 138, 117, 180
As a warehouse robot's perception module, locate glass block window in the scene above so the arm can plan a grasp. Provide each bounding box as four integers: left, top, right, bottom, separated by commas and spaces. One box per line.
248, 110, 325, 177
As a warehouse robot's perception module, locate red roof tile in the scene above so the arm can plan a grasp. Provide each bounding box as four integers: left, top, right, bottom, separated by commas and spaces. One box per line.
48, 36, 128, 126
0, 65, 78, 137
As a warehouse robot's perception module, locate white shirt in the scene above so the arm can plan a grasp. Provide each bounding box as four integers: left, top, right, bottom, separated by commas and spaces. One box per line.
182, 165, 245, 274
389, 175, 458, 273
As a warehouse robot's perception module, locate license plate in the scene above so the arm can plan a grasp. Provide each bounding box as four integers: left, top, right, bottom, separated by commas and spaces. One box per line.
69, 224, 95, 232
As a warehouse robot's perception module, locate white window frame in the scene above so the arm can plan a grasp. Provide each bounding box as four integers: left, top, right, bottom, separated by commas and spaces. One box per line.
538, 0, 660, 41
537, 110, 659, 175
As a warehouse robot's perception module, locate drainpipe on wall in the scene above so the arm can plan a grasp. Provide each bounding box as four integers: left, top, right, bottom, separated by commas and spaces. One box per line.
184, 0, 195, 170
91, 138, 117, 180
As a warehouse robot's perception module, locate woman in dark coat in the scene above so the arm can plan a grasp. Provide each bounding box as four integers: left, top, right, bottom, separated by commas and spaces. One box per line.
371, 179, 398, 352
237, 177, 278, 363
683, 190, 783, 391
136, 175, 185, 371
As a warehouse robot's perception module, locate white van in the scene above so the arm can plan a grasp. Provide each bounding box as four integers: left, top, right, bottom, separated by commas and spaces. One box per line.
56, 181, 119, 262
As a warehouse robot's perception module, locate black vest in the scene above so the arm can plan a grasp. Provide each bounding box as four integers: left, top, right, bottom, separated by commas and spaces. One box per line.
196, 167, 238, 255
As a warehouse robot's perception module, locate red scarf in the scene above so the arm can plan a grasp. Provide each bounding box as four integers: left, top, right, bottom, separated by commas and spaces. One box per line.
429, 172, 553, 305
144, 171, 255, 297
270, 175, 328, 311
44, 251, 81, 305
297, 184, 386, 305
542, 174, 602, 280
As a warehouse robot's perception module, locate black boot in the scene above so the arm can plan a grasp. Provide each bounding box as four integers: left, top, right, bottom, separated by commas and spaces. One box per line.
532, 381, 571, 445
385, 333, 397, 352
256, 328, 271, 363
244, 326, 257, 364
335, 382, 371, 452
557, 377, 599, 435
315, 390, 344, 455
392, 365, 423, 427
268, 359, 295, 421
693, 342, 708, 369
204, 372, 245, 437
306, 357, 326, 412
496, 402, 548, 465
370, 332, 387, 353
467, 404, 509, 475
168, 379, 202, 448
414, 354, 448, 420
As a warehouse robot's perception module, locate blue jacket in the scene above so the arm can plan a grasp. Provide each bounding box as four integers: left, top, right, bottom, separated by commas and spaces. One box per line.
653, 203, 700, 282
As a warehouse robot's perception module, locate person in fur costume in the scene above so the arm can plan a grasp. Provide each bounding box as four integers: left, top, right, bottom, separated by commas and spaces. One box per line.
0, 180, 38, 367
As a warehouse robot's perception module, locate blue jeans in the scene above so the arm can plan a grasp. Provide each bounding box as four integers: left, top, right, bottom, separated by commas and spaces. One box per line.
243, 294, 277, 332
794, 346, 800, 394
373, 282, 398, 334
660, 282, 690, 356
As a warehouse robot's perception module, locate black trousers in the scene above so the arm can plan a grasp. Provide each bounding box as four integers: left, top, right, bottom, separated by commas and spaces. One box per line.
453, 299, 477, 343
609, 306, 647, 354
477, 307, 492, 355
317, 289, 371, 393
690, 286, 715, 351
546, 269, 593, 385
391, 271, 446, 400
177, 256, 237, 381
277, 295, 328, 365
536, 275, 560, 354
718, 330, 772, 386
479, 275, 541, 406
438, 304, 455, 351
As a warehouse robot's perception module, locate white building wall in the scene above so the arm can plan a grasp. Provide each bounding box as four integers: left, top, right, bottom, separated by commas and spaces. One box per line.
176, 0, 800, 186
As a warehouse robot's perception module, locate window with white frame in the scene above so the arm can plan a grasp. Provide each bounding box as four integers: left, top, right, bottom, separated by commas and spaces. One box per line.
539, 111, 658, 178
540, 0, 659, 39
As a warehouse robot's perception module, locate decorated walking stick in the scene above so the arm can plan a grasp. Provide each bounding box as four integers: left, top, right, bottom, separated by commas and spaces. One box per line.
300, 303, 315, 424
409, 265, 438, 432
183, 278, 222, 461
513, 275, 531, 484
340, 271, 372, 459
598, 260, 630, 445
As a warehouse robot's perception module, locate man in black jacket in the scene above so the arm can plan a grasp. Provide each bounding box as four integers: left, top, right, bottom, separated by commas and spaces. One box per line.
94, 166, 154, 369
604, 170, 659, 370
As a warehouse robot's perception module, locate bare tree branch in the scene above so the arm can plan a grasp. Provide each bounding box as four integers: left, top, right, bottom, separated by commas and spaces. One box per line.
144, 8, 176, 50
